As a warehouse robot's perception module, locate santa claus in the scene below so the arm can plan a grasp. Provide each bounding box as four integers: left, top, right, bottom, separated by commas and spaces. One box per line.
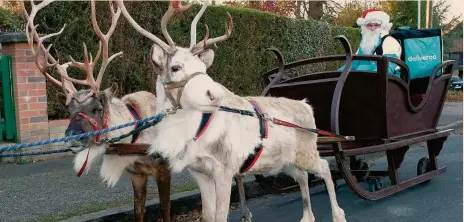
343, 9, 402, 75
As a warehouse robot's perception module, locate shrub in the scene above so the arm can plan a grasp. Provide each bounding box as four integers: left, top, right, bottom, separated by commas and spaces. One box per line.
30, 2, 360, 119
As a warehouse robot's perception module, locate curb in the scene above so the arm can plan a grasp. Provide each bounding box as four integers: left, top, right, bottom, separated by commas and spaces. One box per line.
59, 176, 267, 222
437, 120, 463, 131
60, 120, 463, 222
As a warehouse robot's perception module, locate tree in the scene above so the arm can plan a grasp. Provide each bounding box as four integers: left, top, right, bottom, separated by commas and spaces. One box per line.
332, 0, 461, 32
379, 0, 461, 31
223, 0, 340, 21
332, 0, 377, 27
224, 0, 296, 17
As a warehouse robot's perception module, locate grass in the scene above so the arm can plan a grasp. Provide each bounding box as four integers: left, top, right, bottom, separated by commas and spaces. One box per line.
23, 182, 200, 222
171, 182, 199, 194
446, 90, 463, 102
26, 198, 134, 222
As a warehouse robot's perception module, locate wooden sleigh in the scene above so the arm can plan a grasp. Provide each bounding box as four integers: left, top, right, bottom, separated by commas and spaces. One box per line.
253, 35, 458, 200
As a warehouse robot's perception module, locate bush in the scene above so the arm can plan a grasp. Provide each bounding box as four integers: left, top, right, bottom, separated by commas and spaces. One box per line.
31, 2, 360, 119
0, 8, 24, 32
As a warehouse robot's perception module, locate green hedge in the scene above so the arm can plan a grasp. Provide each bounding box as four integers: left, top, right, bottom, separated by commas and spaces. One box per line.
0, 8, 23, 32
31, 1, 360, 119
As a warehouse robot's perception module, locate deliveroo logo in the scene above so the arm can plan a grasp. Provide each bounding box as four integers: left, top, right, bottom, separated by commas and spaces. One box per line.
407, 54, 438, 62
404, 36, 441, 79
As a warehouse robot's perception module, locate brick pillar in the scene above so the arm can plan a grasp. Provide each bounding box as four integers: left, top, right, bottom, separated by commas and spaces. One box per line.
0, 33, 50, 146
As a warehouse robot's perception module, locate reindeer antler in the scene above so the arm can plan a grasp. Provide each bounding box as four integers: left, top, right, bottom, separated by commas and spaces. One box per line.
161, 1, 192, 52
63, 0, 123, 94
116, 0, 232, 55
116, 0, 171, 53
22, 0, 123, 105
21, 0, 79, 105
188, 0, 233, 55
116, 0, 191, 54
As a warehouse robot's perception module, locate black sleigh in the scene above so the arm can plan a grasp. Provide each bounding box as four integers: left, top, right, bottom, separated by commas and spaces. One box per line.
255, 35, 458, 200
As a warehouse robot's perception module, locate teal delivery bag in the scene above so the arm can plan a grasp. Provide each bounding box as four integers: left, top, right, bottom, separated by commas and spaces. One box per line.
390, 28, 443, 79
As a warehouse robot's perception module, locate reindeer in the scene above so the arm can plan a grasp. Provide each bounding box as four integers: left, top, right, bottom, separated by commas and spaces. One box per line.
114, 0, 256, 221
22, 1, 171, 221
116, 0, 347, 221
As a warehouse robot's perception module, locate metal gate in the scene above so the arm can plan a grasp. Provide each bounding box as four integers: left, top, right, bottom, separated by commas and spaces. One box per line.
0, 55, 17, 142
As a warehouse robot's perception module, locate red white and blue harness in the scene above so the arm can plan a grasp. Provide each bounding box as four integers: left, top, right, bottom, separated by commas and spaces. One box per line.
192, 99, 346, 174
74, 104, 143, 177
163, 72, 350, 174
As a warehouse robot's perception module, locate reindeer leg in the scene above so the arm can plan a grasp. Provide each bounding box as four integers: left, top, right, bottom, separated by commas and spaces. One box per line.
234, 175, 252, 222
154, 164, 172, 222
317, 159, 346, 222
213, 169, 234, 222
308, 159, 346, 222
188, 168, 216, 222
282, 166, 315, 222
129, 172, 148, 222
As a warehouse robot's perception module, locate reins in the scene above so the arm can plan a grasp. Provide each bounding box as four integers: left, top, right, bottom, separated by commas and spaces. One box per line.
217, 105, 352, 140
162, 72, 350, 140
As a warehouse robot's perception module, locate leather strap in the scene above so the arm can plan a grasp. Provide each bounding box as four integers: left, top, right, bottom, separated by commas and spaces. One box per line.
163, 72, 206, 109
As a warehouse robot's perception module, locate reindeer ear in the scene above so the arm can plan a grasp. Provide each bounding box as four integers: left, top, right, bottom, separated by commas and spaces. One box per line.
198, 49, 215, 68
151, 44, 168, 74
100, 82, 118, 107
103, 82, 118, 100
57, 92, 68, 107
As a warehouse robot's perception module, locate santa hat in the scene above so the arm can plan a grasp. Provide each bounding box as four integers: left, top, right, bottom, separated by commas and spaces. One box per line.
356, 9, 392, 30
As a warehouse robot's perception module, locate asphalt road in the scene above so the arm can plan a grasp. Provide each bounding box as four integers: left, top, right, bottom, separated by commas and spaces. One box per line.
227, 134, 463, 222
0, 102, 461, 222
0, 156, 197, 222
439, 102, 463, 126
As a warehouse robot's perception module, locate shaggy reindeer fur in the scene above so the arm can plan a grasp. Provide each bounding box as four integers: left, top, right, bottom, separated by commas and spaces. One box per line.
72, 90, 172, 221
73, 90, 160, 186
115, 1, 343, 220
149, 82, 346, 222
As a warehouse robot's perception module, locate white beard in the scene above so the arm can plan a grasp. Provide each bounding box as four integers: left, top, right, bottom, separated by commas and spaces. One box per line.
359, 26, 382, 55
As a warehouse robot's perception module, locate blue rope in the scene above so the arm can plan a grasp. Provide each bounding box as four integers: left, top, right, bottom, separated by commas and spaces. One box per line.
0, 148, 72, 157
0, 112, 165, 153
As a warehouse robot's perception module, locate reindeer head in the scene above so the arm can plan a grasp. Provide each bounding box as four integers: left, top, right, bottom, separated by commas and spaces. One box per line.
116, 0, 232, 112
22, 0, 123, 152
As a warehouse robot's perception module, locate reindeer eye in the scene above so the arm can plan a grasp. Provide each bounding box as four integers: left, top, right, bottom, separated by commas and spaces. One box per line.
93, 107, 103, 113
171, 65, 182, 72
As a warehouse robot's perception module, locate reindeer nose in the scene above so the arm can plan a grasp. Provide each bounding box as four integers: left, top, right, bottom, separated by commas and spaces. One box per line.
206, 90, 214, 101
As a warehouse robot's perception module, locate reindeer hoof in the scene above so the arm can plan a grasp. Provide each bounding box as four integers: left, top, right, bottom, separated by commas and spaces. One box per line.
300, 214, 315, 222
333, 208, 346, 222
240, 209, 252, 222
240, 215, 252, 222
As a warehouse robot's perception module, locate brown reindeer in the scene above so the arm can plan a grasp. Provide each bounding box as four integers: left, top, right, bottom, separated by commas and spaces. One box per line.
21, 0, 171, 221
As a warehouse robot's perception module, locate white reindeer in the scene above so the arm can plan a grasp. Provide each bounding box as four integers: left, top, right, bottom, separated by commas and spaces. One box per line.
22, 1, 172, 221
116, 0, 346, 222
115, 0, 256, 221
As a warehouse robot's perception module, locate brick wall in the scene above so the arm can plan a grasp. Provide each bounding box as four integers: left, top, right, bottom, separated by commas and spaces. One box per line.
49, 119, 69, 140
0, 33, 72, 162
2, 42, 50, 144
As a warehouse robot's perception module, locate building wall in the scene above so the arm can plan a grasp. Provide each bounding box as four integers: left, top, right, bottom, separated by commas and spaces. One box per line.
0, 34, 72, 162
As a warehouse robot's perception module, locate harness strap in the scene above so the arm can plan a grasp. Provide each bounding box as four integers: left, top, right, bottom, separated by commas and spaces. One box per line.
374, 34, 391, 56
239, 100, 267, 174
76, 148, 90, 177
164, 72, 206, 109
75, 112, 103, 143
74, 112, 107, 177
218, 106, 255, 117
126, 104, 143, 143
194, 113, 214, 141
217, 105, 349, 139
